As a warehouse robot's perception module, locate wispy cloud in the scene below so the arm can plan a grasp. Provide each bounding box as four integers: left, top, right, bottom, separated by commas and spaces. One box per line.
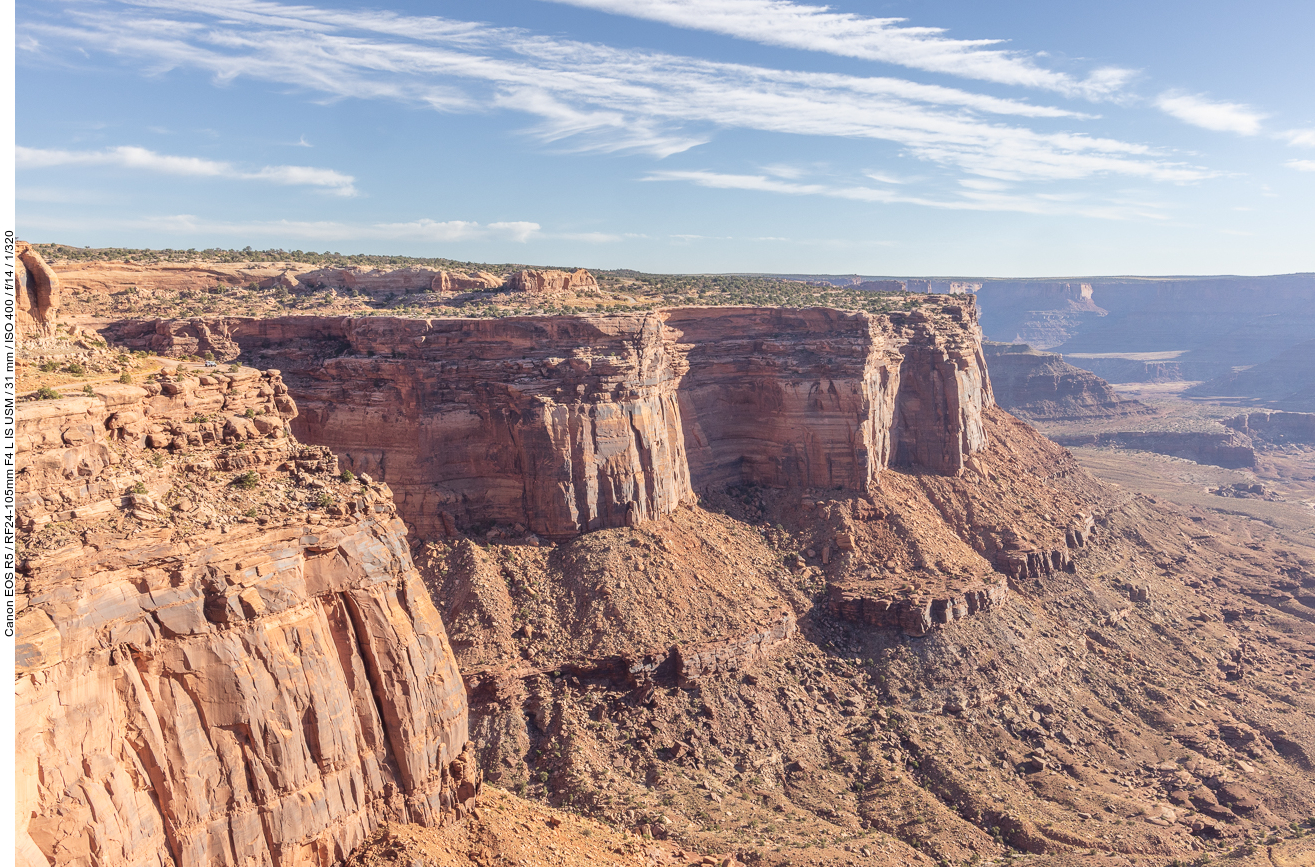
644, 168, 1171, 220
25, 0, 1210, 193
16, 144, 359, 195
1286, 159, 1315, 173
1281, 129, 1315, 148
21, 213, 542, 242
540, 0, 1134, 99
1155, 91, 1267, 135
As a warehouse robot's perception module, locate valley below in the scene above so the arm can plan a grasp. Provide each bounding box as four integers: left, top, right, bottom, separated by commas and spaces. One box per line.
13, 246, 1315, 867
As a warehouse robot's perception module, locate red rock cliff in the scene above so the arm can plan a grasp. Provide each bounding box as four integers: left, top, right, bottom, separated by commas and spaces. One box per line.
102, 302, 992, 539
15, 371, 473, 867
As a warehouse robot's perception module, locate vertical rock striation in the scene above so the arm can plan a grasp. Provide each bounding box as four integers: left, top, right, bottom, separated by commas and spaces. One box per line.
102, 300, 992, 539
15, 372, 473, 867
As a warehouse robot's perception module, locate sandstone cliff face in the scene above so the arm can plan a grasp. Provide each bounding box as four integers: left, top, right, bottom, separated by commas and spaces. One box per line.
505, 269, 597, 295
50, 260, 309, 296
16, 242, 61, 338
982, 342, 1150, 421
101, 303, 992, 539
1226, 410, 1315, 445
234, 314, 691, 540
298, 267, 505, 296
15, 371, 473, 867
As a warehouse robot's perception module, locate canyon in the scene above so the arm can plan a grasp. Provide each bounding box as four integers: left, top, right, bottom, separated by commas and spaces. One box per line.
17, 244, 1315, 867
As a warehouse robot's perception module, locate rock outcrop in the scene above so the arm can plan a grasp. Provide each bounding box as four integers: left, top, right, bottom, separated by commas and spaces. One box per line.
982, 342, 1151, 421
299, 267, 506, 296
16, 241, 61, 337
1049, 430, 1257, 469
102, 302, 992, 539
505, 269, 597, 294
15, 368, 474, 867
1226, 410, 1315, 445
433, 270, 504, 293
50, 260, 312, 295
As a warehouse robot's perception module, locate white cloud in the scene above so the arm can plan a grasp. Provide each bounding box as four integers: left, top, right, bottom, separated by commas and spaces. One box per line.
540, 0, 1134, 99
1155, 91, 1267, 135
16, 145, 359, 195
1286, 159, 1315, 172
1281, 129, 1315, 147
644, 168, 1171, 220
25, 0, 1210, 190
21, 213, 542, 243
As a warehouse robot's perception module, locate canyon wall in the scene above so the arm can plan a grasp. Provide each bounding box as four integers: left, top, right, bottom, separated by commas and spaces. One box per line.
974, 275, 1315, 387
103, 302, 992, 539
16, 371, 474, 867
982, 342, 1150, 421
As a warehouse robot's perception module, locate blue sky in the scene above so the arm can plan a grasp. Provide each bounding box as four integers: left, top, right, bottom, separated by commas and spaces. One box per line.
16, 0, 1315, 276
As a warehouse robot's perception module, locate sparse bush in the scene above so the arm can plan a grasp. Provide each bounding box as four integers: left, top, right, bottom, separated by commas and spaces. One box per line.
82, 384, 94, 395
233, 471, 260, 490
39, 361, 58, 373
339, 469, 356, 484
151, 452, 165, 468
33, 386, 61, 400
316, 491, 333, 510
228, 363, 240, 372
243, 407, 258, 419
65, 362, 85, 376
131, 481, 149, 495
119, 371, 133, 384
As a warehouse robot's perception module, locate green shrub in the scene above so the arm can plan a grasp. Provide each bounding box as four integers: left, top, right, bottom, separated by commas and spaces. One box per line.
228, 363, 240, 372
65, 362, 85, 376
339, 469, 356, 484
243, 407, 258, 419
33, 386, 61, 400
131, 481, 148, 495
233, 471, 260, 490
39, 361, 58, 373
119, 371, 133, 384
82, 384, 94, 395
316, 492, 333, 510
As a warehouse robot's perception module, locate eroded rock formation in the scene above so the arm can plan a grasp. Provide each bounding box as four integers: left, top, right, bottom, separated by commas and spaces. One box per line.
103, 302, 993, 539
16, 369, 474, 867
16, 241, 61, 337
505, 269, 597, 294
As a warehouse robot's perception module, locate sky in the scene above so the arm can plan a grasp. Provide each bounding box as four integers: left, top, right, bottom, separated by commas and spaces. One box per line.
15, 0, 1315, 276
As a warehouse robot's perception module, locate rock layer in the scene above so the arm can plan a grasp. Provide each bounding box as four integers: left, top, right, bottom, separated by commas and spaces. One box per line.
103, 303, 993, 539
15, 371, 473, 867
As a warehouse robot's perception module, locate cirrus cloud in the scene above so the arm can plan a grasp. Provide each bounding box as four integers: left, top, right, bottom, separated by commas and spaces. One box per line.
25, 0, 1210, 190
540, 0, 1135, 99
1154, 91, 1267, 135
16, 144, 359, 195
